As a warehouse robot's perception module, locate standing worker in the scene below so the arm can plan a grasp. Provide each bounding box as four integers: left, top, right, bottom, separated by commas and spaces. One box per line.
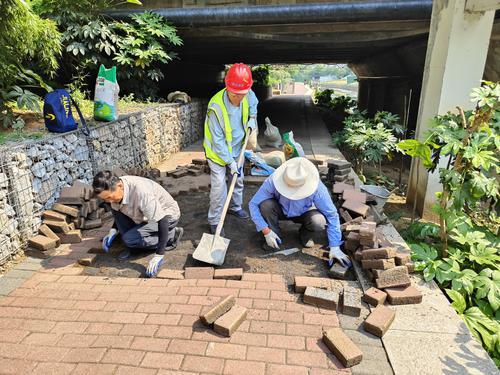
204, 63, 258, 235
248, 157, 351, 268
93, 171, 183, 278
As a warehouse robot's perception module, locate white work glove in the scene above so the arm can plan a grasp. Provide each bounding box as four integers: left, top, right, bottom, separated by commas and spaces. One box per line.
229, 161, 242, 176
102, 228, 118, 253
247, 117, 257, 131
146, 254, 165, 278
264, 230, 282, 250
329, 246, 352, 268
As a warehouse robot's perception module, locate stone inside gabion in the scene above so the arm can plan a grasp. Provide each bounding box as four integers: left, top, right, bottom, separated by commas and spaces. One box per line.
0, 100, 207, 265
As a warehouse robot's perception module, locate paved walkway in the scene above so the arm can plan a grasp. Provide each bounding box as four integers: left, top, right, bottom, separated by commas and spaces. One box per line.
1, 265, 351, 375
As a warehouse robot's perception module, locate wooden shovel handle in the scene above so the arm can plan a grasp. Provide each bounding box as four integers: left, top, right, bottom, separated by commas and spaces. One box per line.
214, 128, 252, 237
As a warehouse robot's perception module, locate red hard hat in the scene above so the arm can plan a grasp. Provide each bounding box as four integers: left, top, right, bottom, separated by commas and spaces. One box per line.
225, 63, 253, 94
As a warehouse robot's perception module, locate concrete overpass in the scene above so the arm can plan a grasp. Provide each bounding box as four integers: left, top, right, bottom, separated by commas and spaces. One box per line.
109, 0, 500, 217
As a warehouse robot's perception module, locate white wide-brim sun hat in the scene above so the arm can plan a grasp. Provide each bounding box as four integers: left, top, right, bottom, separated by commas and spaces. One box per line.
272, 157, 319, 200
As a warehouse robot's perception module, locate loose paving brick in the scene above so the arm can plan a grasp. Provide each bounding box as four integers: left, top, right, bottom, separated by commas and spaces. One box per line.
83, 219, 102, 229
332, 182, 355, 194
363, 305, 396, 337
322, 327, 363, 367
200, 295, 236, 325
214, 305, 248, 337
185, 267, 214, 279
157, 269, 184, 279
52, 203, 80, 218
395, 252, 412, 266
341, 286, 362, 317
344, 232, 360, 252
57, 230, 82, 244
361, 287, 387, 307
375, 266, 411, 289
43, 210, 67, 222
27, 235, 57, 251
361, 258, 395, 270
214, 268, 243, 280
328, 262, 349, 279
37, 224, 61, 247
303, 287, 338, 310
385, 285, 423, 305
361, 247, 396, 260
294, 276, 332, 293
354, 248, 363, 262
342, 200, 370, 217
342, 190, 367, 203
43, 219, 71, 234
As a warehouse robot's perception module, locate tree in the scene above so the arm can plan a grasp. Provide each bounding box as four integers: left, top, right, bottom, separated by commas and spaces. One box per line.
0, 0, 61, 128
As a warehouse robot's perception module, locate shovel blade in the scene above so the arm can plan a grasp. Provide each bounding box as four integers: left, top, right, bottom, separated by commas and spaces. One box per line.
192, 233, 230, 266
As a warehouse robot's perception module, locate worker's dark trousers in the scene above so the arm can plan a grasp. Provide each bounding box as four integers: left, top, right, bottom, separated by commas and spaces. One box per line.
258, 198, 326, 244
112, 210, 177, 250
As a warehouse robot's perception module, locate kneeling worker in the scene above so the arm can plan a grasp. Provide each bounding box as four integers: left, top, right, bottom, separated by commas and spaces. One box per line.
249, 157, 351, 268
93, 171, 183, 277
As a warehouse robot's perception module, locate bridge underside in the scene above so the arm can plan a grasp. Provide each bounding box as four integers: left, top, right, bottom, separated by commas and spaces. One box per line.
109, 1, 499, 132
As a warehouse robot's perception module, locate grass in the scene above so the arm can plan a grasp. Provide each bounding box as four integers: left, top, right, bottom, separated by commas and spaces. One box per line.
0, 93, 161, 145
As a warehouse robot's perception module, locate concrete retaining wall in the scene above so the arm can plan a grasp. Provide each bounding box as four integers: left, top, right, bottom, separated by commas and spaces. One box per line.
0, 100, 207, 264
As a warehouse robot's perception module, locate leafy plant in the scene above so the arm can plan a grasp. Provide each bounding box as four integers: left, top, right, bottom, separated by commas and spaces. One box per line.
251, 65, 271, 87
0, 0, 61, 128
314, 89, 335, 107
400, 82, 500, 366
113, 11, 182, 97
397, 81, 499, 251
330, 95, 357, 114
334, 110, 398, 180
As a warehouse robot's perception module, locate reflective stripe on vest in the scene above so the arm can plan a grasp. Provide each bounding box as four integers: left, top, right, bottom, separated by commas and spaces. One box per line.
203, 88, 249, 166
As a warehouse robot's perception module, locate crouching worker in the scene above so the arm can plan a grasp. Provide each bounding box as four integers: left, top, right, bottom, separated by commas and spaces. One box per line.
248, 157, 351, 268
92, 171, 183, 277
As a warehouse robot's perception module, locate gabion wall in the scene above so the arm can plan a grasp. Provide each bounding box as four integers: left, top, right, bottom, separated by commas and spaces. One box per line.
0, 100, 207, 264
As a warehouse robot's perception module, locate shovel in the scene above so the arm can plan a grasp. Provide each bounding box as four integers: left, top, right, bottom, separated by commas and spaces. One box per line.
193, 128, 252, 265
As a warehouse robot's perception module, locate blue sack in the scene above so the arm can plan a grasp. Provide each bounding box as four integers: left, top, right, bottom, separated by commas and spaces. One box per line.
43, 89, 89, 136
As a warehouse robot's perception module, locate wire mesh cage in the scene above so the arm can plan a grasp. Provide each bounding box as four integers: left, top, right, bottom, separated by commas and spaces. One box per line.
0, 102, 207, 265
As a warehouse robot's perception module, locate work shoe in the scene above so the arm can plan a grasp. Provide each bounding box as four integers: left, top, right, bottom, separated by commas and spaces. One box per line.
118, 249, 131, 261
299, 227, 315, 248
228, 209, 250, 219
210, 225, 225, 237
165, 227, 184, 251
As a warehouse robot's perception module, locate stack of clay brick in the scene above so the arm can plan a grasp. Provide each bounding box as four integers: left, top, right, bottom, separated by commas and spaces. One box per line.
125, 167, 161, 180
294, 276, 365, 367
340, 212, 422, 310
326, 159, 354, 185
165, 158, 209, 178
158, 266, 248, 337
199, 295, 247, 337
28, 181, 112, 253
55, 181, 111, 230
144, 159, 210, 198
332, 182, 378, 220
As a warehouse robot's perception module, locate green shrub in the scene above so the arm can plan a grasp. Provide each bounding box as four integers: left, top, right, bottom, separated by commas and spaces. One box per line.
334, 110, 399, 180
399, 81, 500, 366
314, 89, 334, 107
34, 1, 181, 99
251, 65, 271, 87
0, 0, 61, 129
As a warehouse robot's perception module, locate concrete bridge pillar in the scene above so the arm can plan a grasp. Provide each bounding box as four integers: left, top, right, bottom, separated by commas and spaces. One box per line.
406, 0, 498, 218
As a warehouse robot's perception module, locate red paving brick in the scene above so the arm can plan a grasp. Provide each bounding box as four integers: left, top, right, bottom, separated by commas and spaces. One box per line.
0, 270, 353, 374
224, 359, 266, 375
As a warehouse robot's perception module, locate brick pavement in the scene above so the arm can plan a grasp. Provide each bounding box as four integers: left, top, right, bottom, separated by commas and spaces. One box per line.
0, 269, 351, 374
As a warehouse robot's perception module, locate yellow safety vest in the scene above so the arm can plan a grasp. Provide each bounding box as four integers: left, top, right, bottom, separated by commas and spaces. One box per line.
203, 88, 249, 166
